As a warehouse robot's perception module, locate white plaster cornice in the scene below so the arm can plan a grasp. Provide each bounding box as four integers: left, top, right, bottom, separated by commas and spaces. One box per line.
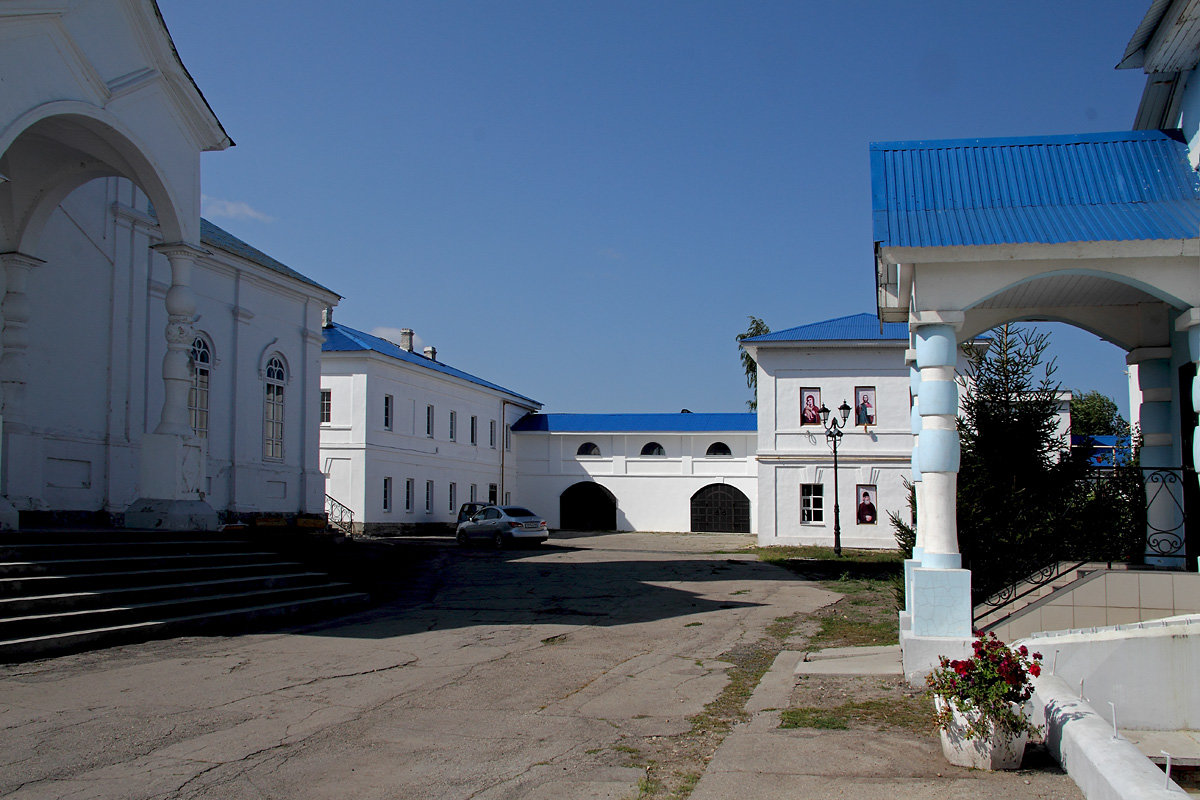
1126, 346, 1174, 364
879, 238, 1199, 266
1175, 307, 1200, 332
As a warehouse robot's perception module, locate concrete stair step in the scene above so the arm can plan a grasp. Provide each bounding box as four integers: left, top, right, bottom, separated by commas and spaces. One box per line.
0, 591, 369, 662
0, 582, 361, 640
0, 539, 258, 560
0, 572, 331, 615
0, 551, 284, 577
0, 561, 306, 596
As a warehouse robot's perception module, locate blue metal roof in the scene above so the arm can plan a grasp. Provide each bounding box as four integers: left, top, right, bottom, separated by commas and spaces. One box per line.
741, 313, 907, 343
871, 129, 1200, 249
198, 219, 337, 295
512, 413, 757, 433
322, 322, 540, 406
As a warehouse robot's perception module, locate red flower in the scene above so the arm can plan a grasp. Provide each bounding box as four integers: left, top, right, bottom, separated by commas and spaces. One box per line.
1029, 664, 1041, 677
1018, 645, 1028, 656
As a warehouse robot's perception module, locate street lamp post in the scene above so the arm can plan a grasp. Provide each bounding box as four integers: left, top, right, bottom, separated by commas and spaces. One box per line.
819, 400, 852, 556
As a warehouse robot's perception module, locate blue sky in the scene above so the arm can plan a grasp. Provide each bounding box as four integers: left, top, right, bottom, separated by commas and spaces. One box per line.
158, 0, 1149, 417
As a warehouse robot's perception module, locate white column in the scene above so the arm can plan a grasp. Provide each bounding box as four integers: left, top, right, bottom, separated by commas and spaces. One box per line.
0, 253, 38, 529
1179, 307, 1200, 496
906, 311, 972, 651
903, 347, 921, 619
125, 242, 217, 530
1127, 345, 1185, 568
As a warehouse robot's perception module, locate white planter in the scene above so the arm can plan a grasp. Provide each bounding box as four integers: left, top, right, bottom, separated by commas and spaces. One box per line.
934, 696, 1028, 770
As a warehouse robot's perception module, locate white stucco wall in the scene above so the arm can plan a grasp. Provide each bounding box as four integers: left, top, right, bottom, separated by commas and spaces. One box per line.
514, 431, 757, 532
319, 349, 536, 531
10, 177, 335, 519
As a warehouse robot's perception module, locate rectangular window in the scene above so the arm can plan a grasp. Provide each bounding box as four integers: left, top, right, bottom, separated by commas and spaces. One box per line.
448, 482, 457, 512
488, 483, 498, 504
425, 480, 434, 514
320, 389, 331, 424
489, 420, 497, 448
405, 478, 414, 512
470, 415, 478, 445
801, 484, 824, 523
505, 424, 512, 451
449, 410, 457, 441
426, 405, 434, 437
384, 394, 394, 430
504, 491, 511, 505
469, 483, 477, 502
383, 477, 393, 512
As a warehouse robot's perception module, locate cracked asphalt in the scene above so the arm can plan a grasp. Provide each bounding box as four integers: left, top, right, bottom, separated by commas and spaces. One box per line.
0, 532, 834, 799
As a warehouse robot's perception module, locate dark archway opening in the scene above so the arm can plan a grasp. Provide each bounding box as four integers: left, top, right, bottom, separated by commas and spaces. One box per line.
560, 482, 617, 531
690, 483, 750, 533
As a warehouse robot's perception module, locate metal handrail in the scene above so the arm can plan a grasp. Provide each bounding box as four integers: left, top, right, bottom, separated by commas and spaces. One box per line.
324, 494, 354, 537
972, 559, 1093, 627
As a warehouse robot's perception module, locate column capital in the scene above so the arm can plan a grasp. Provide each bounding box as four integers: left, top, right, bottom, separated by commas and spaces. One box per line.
0, 252, 45, 270
1126, 346, 1173, 365
151, 241, 209, 261
1175, 307, 1200, 332
904, 348, 917, 365
909, 310, 964, 329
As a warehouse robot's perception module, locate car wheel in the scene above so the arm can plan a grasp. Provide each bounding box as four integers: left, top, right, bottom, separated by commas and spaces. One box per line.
493, 532, 505, 549
456, 530, 468, 547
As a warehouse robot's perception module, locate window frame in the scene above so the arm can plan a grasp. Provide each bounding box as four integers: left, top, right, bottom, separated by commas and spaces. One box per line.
470, 415, 478, 445
384, 394, 394, 431
189, 336, 213, 439
425, 480, 434, 514
705, 441, 732, 457
448, 482, 457, 512
262, 355, 286, 462
405, 478, 414, 512
449, 410, 457, 441
383, 476, 393, 512
426, 404, 435, 437
577, 442, 601, 457
489, 419, 496, 448
801, 483, 824, 524
640, 441, 666, 457
320, 389, 331, 424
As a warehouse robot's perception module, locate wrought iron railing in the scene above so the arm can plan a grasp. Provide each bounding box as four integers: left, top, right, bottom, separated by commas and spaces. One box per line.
324, 494, 354, 537
970, 465, 1193, 628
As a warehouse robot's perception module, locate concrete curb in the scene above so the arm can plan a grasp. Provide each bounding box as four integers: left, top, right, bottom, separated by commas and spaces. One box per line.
1033, 675, 1182, 800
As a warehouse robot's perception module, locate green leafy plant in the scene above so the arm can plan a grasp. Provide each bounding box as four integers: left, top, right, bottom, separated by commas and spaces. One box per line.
926, 632, 1043, 740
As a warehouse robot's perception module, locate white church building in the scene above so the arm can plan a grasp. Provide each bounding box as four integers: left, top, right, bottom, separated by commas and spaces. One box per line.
0, 0, 337, 530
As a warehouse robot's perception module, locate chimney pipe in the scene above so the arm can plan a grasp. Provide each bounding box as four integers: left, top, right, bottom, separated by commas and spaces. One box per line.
399, 328, 414, 352
321, 306, 333, 327
423, 345, 437, 361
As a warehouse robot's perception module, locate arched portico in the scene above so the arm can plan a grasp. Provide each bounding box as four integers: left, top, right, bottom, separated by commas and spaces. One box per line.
0, 3, 231, 529
560, 482, 617, 531
872, 129, 1200, 680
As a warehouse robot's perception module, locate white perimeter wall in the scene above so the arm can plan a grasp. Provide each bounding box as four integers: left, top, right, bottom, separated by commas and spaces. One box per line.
514, 431, 757, 532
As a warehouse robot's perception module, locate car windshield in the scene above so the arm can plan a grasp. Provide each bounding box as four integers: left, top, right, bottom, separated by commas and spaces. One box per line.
502, 507, 536, 517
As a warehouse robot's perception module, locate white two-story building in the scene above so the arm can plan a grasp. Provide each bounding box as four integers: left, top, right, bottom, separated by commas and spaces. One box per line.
319, 321, 540, 534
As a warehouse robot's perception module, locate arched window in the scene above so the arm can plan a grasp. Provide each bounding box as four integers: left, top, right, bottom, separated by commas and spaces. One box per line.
189, 336, 212, 439
577, 442, 601, 456
640, 441, 665, 456
263, 355, 286, 461
705, 441, 732, 457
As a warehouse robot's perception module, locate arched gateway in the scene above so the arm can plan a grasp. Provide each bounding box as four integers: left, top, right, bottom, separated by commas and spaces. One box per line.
560, 482, 617, 531
690, 483, 750, 533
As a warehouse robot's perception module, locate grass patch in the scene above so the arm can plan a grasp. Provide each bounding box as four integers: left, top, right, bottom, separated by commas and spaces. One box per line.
780, 697, 929, 733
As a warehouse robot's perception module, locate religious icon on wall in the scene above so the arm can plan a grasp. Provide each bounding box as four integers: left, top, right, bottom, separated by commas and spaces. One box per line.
800, 389, 821, 425
854, 386, 876, 427
855, 484, 878, 525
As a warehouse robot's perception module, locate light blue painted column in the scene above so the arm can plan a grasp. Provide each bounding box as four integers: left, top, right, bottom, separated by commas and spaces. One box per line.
1180, 309, 1200, 520
909, 312, 971, 638
903, 348, 921, 617
1128, 345, 1186, 569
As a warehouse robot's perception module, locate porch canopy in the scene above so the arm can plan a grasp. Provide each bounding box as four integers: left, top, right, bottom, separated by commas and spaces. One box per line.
870, 129, 1200, 655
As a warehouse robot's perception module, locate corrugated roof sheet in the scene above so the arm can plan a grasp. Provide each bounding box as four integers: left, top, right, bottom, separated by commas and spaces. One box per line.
511, 413, 757, 433
322, 322, 540, 406
741, 313, 907, 343
871, 129, 1200, 249
201, 219, 337, 295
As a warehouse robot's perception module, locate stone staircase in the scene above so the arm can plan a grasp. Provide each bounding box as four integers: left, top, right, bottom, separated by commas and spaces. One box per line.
0, 529, 369, 661
972, 561, 1119, 632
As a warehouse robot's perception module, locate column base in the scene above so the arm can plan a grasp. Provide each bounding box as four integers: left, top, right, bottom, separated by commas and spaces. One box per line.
0, 495, 17, 529
125, 498, 218, 531
1144, 555, 1187, 570
903, 558, 921, 613
899, 628, 973, 687
911, 566, 972, 637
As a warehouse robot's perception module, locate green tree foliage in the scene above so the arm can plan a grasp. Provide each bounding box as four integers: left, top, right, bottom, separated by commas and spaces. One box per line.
736, 316, 770, 411
956, 325, 1142, 603
1069, 390, 1128, 436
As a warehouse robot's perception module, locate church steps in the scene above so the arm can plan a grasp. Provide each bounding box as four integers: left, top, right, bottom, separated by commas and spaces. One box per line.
0, 561, 307, 595
0, 571, 331, 615
0, 592, 368, 662
0, 530, 370, 661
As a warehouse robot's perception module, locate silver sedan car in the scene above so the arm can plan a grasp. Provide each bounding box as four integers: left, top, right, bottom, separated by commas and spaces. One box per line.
455, 505, 549, 548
